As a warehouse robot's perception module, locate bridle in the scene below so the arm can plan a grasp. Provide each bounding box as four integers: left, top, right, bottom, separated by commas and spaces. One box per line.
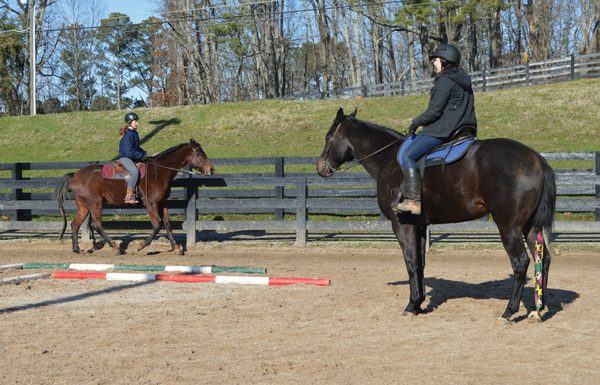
322, 118, 403, 173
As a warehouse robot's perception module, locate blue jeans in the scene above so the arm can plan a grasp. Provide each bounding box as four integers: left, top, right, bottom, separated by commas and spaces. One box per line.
397, 134, 444, 169
119, 157, 138, 189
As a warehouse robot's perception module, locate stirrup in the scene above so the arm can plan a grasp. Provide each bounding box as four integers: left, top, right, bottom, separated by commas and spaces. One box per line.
124, 195, 139, 205
397, 199, 421, 215
390, 188, 403, 212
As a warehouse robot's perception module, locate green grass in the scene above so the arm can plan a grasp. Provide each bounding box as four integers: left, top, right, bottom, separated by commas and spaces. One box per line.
1, 78, 599, 163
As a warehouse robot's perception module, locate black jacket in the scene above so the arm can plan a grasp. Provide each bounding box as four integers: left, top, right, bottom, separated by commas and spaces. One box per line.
411, 68, 477, 139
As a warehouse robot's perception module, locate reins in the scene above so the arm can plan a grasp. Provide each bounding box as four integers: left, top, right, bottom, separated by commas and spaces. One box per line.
336, 137, 403, 171
141, 145, 202, 199
147, 145, 203, 178
151, 162, 197, 175
323, 118, 403, 173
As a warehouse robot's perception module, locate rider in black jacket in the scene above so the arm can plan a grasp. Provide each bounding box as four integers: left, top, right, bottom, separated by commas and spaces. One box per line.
393, 44, 477, 215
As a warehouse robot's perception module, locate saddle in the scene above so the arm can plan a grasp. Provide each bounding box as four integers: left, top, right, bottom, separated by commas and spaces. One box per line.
101, 161, 147, 181
413, 127, 478, 173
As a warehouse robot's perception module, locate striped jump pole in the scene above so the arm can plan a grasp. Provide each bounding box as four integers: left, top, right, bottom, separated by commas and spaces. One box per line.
0, 273, 51, 285
51, 271, 330, 286
23, 263, 266, 274
0, 263, 25, 270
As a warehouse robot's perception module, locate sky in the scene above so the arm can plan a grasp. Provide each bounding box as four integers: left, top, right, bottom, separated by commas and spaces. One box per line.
102, 0, 161, 101
103, 0, 160, 23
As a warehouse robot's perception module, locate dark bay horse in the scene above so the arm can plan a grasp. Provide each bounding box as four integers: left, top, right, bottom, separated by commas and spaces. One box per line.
55, 139, 214, 255
316, 108, 556, 324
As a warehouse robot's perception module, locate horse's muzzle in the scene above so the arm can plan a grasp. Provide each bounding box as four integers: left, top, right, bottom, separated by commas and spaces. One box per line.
202, 162, 215, 176
316, 158, 334, 177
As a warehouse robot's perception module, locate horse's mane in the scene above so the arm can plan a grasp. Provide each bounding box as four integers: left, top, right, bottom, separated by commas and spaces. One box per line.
151, 143, 186, 160
347, 116, 404, 140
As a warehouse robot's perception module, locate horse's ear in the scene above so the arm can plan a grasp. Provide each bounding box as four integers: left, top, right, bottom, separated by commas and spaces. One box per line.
190, 138, 199, 146
336, 107, 345, 121
349, 108, 357, 118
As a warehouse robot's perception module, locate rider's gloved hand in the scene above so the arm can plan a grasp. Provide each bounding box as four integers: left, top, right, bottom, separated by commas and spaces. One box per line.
407, 122, 418, 136
141, 152, 148, 162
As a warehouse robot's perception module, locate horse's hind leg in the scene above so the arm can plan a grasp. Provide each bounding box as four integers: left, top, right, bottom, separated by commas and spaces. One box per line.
525, 227, 551, 320
498, 227, 530, 323
88, 204, 118, 253
70, 205, 90, 254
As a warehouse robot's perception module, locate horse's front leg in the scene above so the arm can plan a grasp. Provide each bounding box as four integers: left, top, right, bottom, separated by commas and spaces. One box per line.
161, 206, 183, 255
139, 203, 162, 252
393, 221, 426, 315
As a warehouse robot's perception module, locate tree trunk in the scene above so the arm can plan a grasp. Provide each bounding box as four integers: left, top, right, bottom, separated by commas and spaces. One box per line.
489, 9, 503, 67
526, 0, 553, 61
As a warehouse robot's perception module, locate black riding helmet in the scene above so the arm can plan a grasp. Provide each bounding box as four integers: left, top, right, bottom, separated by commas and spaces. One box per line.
429, 44, 461, 64
124, 112, 139, 124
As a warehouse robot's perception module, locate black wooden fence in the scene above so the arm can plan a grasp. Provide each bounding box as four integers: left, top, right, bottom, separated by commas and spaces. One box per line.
1, 153, 599, 246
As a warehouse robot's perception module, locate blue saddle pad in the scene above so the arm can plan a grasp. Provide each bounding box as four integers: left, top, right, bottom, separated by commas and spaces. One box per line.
423, 137, 476, 164
401, 135, 477, 169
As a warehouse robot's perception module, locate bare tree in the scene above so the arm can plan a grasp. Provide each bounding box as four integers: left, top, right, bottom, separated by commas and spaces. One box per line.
0, 0, 58, 114
526, 0, 553, 61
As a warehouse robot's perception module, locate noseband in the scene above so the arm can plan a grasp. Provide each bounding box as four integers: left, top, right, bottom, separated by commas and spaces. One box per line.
321, 121, 345, 174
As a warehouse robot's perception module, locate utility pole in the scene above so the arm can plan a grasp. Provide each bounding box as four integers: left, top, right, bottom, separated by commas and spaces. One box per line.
21, 0, 36, 115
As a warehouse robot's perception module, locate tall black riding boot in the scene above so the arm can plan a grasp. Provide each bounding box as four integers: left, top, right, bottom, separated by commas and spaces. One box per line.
396, 168, 422, 215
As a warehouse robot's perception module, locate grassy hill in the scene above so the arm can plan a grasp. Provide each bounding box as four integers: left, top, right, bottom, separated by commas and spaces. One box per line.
1, 78, 599, 163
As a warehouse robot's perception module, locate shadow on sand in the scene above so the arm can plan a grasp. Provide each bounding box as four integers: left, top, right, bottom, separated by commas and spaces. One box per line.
388, 275, 578, 322
0, 280, 155, 315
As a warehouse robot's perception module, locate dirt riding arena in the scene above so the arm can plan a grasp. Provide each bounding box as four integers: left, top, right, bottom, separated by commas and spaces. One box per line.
1, 240, 599, 385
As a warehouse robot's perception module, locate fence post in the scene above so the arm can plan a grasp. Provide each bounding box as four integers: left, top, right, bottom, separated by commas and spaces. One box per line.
9, 163, 23, 221
570, 53, 576, 80
525, 62, 530, 85
596, 151, 600, 221
295, 178, 307, 246
482, 65, 487, 92
401, 79, 406, 95
275, 157, 284, 220
185, 171, 198, 247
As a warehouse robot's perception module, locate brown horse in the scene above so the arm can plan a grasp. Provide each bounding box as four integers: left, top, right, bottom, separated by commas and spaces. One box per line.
54, 139, 214, 255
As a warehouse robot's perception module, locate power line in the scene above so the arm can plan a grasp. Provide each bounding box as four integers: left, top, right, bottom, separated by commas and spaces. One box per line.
2, 0, 468, 36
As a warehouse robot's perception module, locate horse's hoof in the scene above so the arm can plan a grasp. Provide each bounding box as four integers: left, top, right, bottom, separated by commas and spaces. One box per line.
137, 241, 147, 252
527, 311, 542, 323
402, 311, 418, 317
174, 245, 184, 255
496, 317, 512, 326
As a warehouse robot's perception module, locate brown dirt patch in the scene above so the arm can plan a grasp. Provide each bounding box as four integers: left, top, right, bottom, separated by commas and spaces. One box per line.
1, 241, 598, 384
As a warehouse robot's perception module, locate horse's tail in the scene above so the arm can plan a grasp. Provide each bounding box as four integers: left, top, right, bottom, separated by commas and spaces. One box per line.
531, 161, 556, 242
54, 173, 74, 240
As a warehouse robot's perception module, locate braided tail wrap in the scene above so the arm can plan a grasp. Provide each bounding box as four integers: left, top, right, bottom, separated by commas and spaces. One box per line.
530, 160, 556, 318
53, 173, 74, 240
533, 232, 545, 311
